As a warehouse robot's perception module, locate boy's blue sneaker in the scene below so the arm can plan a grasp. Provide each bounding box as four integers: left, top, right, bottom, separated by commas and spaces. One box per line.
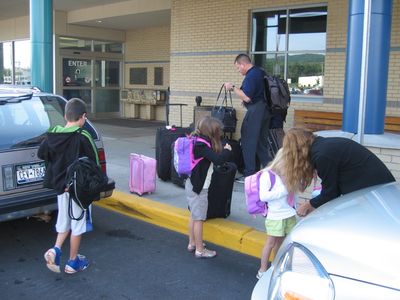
64, 254, 89, 274
44, 247, 62, 273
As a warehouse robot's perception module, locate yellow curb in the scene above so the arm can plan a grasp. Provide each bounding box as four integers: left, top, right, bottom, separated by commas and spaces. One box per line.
95, 190, 266, 258
241, 230, 267, 258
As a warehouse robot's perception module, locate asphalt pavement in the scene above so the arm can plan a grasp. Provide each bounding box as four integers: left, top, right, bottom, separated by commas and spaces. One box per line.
0, 206, 259, 299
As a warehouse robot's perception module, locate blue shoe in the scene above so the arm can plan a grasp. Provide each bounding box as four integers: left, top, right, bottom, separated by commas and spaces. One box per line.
44, 247, 62, 273
65, 254, 89, 274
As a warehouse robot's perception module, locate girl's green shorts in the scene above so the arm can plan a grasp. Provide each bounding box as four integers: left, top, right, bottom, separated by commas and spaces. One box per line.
265, 216, 297, 237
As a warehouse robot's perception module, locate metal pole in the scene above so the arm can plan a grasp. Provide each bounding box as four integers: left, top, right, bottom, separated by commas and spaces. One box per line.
357, 0, 371, 144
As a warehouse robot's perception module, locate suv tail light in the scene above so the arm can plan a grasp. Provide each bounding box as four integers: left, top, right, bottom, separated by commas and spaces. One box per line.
97, 148, 107, 174
3, 165, 15, 190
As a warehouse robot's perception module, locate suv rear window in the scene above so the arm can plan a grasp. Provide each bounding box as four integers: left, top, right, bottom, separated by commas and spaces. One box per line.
0, 95, 98, 151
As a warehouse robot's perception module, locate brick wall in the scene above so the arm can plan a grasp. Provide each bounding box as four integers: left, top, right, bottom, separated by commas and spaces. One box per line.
167, 0, 400, 181
124, 25, 171, 90
367, 146, 400, 182
169, 0, 399, 132
169, 0, 349, 129
124, 25, 171, 120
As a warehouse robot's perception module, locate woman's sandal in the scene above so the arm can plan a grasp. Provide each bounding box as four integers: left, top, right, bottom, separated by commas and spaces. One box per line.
187, 243, 206, 253
195, 248, 217, 258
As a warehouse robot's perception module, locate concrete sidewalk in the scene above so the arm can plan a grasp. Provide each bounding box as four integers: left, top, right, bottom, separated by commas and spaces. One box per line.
93, 119, 267, 258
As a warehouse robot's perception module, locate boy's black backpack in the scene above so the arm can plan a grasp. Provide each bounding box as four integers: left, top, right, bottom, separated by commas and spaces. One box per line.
264, 74, 291, 115
66, 156, 108, 220
65, 130, 108, 220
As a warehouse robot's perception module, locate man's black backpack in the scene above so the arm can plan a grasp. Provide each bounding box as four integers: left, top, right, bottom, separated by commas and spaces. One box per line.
65, 132, 108, 220
264, 75, 291, 115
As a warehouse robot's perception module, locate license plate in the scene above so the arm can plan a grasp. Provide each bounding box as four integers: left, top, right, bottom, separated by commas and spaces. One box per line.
16, 162, 46, 185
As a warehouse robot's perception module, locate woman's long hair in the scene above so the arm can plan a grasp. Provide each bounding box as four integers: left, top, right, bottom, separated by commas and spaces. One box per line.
194, 116, 223, 153
280, 128, 316, 193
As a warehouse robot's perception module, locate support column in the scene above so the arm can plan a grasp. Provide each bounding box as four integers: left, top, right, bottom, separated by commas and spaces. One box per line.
342, 0, 366, 133
364, 1, 392, 134
342, 0, 392, 134
30, 0, 53, 93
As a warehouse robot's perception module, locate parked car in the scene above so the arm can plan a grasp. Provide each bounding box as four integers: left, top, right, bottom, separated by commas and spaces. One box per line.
252, 182, 400, 300
0, 86, 115, 222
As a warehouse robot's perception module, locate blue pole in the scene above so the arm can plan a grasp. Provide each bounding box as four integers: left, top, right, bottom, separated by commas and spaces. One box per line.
364, 1, 392, 134
342, 0, 364, 133
30, 0, 53, 93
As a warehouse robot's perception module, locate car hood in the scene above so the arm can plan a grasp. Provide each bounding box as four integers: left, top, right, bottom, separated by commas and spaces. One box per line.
290, 182, 400, 290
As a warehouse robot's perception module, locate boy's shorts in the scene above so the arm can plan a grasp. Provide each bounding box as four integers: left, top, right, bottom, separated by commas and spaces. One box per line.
185, 180, 208, 221
56, 192, 93, 236
265, 216, 296, 237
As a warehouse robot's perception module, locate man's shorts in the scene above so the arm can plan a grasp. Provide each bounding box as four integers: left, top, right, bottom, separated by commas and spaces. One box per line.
265, 216, 296, 237
56, 192, 93, 236
185, 180, 208, 221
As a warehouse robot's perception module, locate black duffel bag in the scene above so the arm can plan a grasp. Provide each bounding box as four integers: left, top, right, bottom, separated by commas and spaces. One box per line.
211, 85, 237, 133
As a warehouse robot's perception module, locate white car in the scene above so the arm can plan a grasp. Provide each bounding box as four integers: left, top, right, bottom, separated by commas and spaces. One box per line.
252, 182, 400, 300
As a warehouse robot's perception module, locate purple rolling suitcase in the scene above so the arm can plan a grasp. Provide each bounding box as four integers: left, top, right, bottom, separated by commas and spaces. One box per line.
129, 153, 156, 195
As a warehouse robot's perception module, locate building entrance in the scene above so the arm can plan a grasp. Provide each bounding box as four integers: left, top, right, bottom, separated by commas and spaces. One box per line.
58, 37, 123, 119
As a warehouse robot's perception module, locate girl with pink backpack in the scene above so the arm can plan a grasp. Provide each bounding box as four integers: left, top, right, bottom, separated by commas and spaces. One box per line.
185, 116, 232, 258
256, 149, 304, 280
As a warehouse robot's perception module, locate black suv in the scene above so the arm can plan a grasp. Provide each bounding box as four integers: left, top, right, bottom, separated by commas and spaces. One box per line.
0, 87, 115, 222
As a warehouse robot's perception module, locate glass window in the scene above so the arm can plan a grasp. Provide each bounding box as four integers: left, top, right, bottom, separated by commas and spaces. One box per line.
62, 89, 92, 113
62, 58, 92, 87
14, 40, 31, 85
0, 96, 62, 150
93, 41, 122, 53
94, 60, 120, 87
251, 6, 327, 96
154, 67, 163, 85
252, 10, 286, 52
288, 53, 325, 95
129, 67, 147, 85
59, 37, 92, 51
254, 53, 285, 78
288, 7, 327, 51
94, 90, 120, 113
0, 42, 13, 84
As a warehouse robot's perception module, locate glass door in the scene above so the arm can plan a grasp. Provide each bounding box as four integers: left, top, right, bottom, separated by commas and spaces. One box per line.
62, 57, 93, 114
58, 37, 123, 118
93, 60, 120, 114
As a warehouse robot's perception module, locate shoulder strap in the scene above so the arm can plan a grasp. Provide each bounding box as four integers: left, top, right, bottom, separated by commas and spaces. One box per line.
73, 128, 84, 160
195, 137, 211, 148
267, 170, 276, 191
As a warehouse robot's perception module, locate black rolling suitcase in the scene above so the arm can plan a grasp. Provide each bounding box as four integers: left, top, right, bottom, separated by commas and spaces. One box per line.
227, 138, 244, 174
155, 126, 191, 181
223, 134, 244, 174
267, 128, 284, 159
207, 162, 237, 219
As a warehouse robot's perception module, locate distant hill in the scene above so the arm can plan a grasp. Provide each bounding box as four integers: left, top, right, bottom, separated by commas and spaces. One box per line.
289, 53, 325, 63
266, 53, 325, 63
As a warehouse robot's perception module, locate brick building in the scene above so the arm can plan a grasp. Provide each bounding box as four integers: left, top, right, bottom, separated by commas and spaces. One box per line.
0, 0, 399, 179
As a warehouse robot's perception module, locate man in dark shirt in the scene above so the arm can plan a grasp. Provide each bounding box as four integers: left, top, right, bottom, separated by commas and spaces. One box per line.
225, 54, 271, 182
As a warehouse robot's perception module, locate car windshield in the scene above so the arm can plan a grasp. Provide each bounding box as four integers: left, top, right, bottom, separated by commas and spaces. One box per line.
0, 95, 97, 151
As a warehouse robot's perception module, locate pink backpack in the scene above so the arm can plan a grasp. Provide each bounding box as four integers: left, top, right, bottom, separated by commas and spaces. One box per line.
244, 170, 295, 216
173, 136, 210, 176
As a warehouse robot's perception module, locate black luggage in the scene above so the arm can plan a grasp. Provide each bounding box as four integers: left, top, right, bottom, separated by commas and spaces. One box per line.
155, 126, 191, 181
170, 142, 187, 187
267, 128, 285, 159
227, 138, 244, 174
207, 162, 237, 219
